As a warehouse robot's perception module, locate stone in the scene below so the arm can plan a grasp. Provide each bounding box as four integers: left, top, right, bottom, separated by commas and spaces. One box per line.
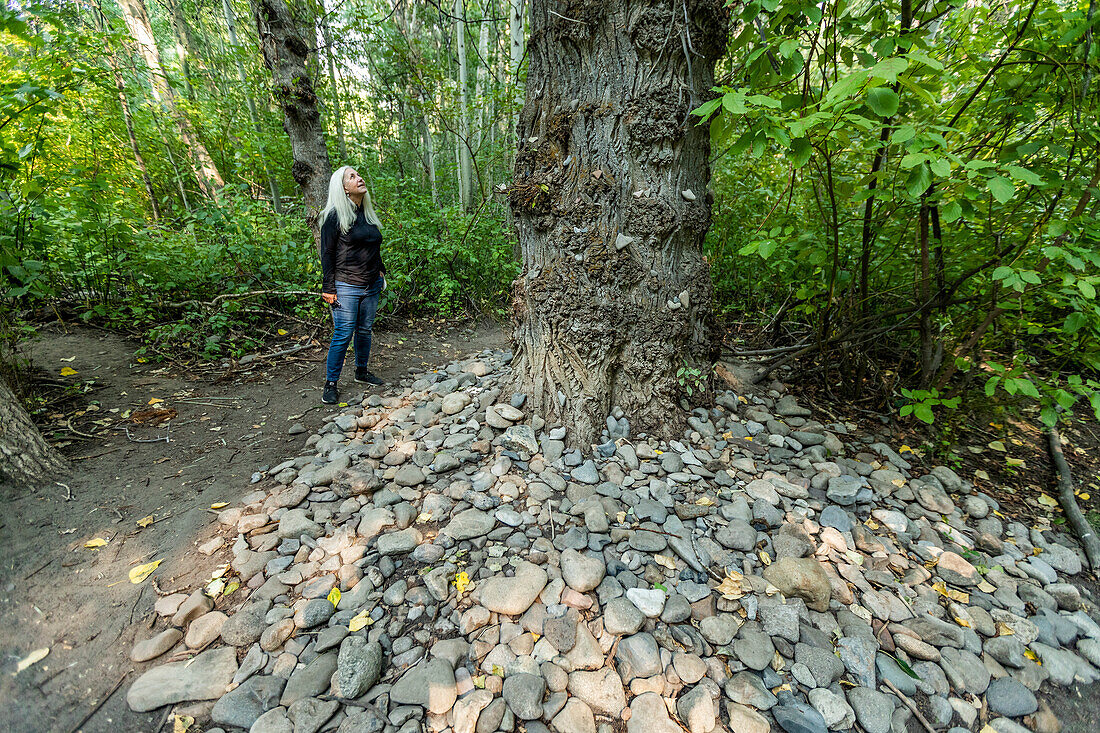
937, 551, 979, 587
294, 599, 334, 629
985, 677, 1037, 718
724, 702, 771, 733
452, 689, 493, 733
210, 675, 285, 729
604, 597, 646, 635
287, 697, 340, 733
551, 699, 596, 733
390, 657, 457, 715
809, 688, 855, 730
846, 687, 893, 733
220, 601, 269, 647
734, 628, 775, 671
251, 708, 294, 733
625, 587, 665, 618
126, 647, 238, 712
772, 701, 828, 733
699, 614, 738, 646
131, 629, 182, 662
676, 684, 716, 733
171, 591, 214, 628
280, 652, 337, 707
672, 653, 707, 685
185, 611, 227, 648
716, 520, 757, 551
502, 673, 546, 720
626, 692, 681, 733
394, 464, 425, 487
567, 668, 626, 716
478, 561, 548, 616
724, 672, 777, 710
560, 549, 606, 592
334, 637, 383, 698
795, 644, 844, 687
763, 556, 832, 611
378, 527, 421, 555
443, 509, 496, 540
837, 636, 878, 689
615, 632, 662, 682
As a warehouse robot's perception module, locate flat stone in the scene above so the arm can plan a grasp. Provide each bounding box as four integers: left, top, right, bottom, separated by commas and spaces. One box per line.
724, 671, 777, 710
809, 688, 855, 730
560, 549, 606, 592
763, 556, 832, 611
211, 674, 285, 729
937, 551, 979, 587
334, 637, 383, 698
551, 698, 596, 733
567, 668, 626, 716
377, 527, 421, 555
390, 657, 457, 714
724, 701, 771, 733
626, 692, 681, 733
280, 652, 337, 707
126, 647, 238, 712
986, 677, 1038, 717
131, 629, 182, 662
734, 628, 775, 671
615, 632, 662, 682
502, 673, 545, 720
625, 587, 665, 618
185, 611, 227, 649
604, 597, 645, 635
443, 509, 496, 540
286, 697, 339, 733
221, 601, 270, 647
478, 561, 548, 616
846, 687, 893, 733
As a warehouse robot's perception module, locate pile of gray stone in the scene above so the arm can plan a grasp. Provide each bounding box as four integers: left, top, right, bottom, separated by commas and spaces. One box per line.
125, 350, 1100, 733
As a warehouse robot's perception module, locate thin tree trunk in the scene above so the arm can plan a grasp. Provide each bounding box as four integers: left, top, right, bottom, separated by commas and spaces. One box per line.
0, 378, 68, 489
252, 0, 332, 245
508, 0, 524, 142
455, 0, 473, 209
509, 0, 728, 446
319, 15, 348, 160
166, 0, 198, 97
223, 0, 282, 215
117, 0, 224, 199
475, 4, 490, 152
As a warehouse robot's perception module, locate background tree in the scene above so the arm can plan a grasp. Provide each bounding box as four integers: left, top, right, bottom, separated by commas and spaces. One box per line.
508, 0, 729, 446
0, 378, 67, 487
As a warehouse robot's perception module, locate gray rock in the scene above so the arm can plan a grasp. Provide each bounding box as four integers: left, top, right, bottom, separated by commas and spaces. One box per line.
377, 527, 421, 555
478, 561, 548, 616
763, 556, 831, 611
126, 647, 238, 712
624, 587, 665, 618
210, 675, 285, 729
772, 701, 828, 733
390, 658, 457, 714
130, 629, 182, 662
846, 687, 893, 733
280, 652, 337, 707
795, 644, 845, 687
502, 673, 545, 720
286, 697, 340, 733
809, 688, 855, 730
819, 505, 852, 532
676, 684, 716, 733
615, 632, 662, 681
733, 628, 775, 671
335, 637, 383, 698
443, 509, 496, 540
221, 600, 270, 647
294, 598, 334, 629
837, 636, 878, 688
985, 677, 1037, 717
716, 520, 757, 551
560, 548, 606, 592
604, 597, 645, 635
723, 671, 777, 710
567, 668, 626, 716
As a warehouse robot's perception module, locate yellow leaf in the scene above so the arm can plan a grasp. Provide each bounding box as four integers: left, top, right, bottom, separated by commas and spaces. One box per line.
12, 647, 49, 676
996, 622, 1016, 636
743, 436, 753, 442
148, 398, 164, 405
772, 683, 791, 693
60, 367, 78, 376
491, 664, 504, 677
953, 616, 972, 628
210, 502, 228, 509
1024, 648, 1041, 664
1037, 494, 1058, 508
223, 581, 239, 596
716, 571, 744, 600
1079, 493, 1090, 501
1006, 457, 1025, 467
349, 609, 374, 632
759, 551, 772, 566
137, 515, 154, 528
84, 538, 109, 548
615, 511, 627, 523
209, 563, 229, 580
864, 519, 880, 530
931, 581, 969, 603
473, 675, 486, 689
327, 587, 342, 606
695, 496, 716, 506
993, 510, 1006, 518
977, 580, 996, 593
129, 560, 162, 584
206, 578, 225, 597
988, 440, 1006, 452
974, 470, 990, 481
771, 650, 785, 671
173, 714, 194, 733
454, 571, 470, 596
654, 554, 677, 570
891, 478, 906, 488
277, 329, 288, 336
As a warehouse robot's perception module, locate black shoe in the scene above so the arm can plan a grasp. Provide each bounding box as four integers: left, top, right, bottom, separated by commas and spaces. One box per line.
321, 381, 339, 404
355, 369, 384, 386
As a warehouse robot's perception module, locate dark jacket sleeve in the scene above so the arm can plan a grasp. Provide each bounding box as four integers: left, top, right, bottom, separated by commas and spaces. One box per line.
319, 212, 338, 294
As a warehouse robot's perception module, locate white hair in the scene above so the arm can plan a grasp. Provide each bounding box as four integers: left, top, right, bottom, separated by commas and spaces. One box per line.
320, 165, 382, 233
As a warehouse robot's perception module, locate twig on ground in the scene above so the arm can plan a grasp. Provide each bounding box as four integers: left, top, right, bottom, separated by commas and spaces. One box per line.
57, 482, 74, 501
881, 678, 936, 733
71, 447, 120, 461
125, 423, 172, 444
1047, 423, 1100, 570
66, 671, 128, 733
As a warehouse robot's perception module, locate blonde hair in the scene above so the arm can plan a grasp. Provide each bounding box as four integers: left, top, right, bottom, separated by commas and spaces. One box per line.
321, 165, 382, 233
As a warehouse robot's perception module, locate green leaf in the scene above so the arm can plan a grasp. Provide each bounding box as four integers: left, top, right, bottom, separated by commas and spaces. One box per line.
905, 163, 931, 198
870, 57, 908, 83
985, 376, 1001, 396
992, 266, 1014, 281
987, 176, 1015, 203
914, 403, 935, 424
1006, 165, 1044, 186
1041, 405, 1058, 427
941, 201, 962, 223
1078, 280, 1096, 299
692, 98, 722, 122
930, 158, 951, 177
1063, 312, 1087, 333
789, 137, 812, 167
1016, 379, 1041, 399
865, 87, 899, 117
906, 50, 944, 71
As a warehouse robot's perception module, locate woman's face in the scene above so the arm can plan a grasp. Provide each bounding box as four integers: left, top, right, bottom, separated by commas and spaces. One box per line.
343, 168, 367, 196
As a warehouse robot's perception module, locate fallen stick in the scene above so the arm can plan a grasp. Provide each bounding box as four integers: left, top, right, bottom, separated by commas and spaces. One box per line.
1047, 424, 1100, 570
67, 671, 128, 733
882, 677, 936, 733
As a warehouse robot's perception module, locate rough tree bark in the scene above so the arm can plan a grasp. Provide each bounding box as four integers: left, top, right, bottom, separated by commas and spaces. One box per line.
0, 379, 67, 489
509, 0, 728, 447
252, 0, 332, 244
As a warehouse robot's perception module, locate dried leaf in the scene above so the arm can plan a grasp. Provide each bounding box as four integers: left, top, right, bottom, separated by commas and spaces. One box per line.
931, 581, 969, 603
716, 572, 745, 600
996, 622, 1016, 636
473, 675, 486, 689
771, 650, 785, 671
977, 580, 996, 593
416, 512, 432, 523
616, 511, 627, 523
59, 367, 77, 376
771, 683, 791, 693
974, 470, 990, 481
129, 559, 162, 584
1037, 494, 1058, 508
654, 554, 677, 570
137, 515, 154, 528
210, 502, 228, 510
327, 587, 342, 607
173, 715, 194, 733
209, 563, 229, 580
988, 440, 1006, 452
1006, 457, 1025, 467
223, 581, 239, 596
953, 616, 972, 628
148, 398, 164, 405
491, 664, 504, 677
759, 551, 772, 566
205, 578, 225, 597
898, 445, 913, 453
454, 571, 470, 596
1024, 648, 1040, 664
12, 647, 49, 675
277, 329, 288, 336
695, 497, 716, 507
349, 609, 374, 632
864, 519, 880, 530
84, 538, 108, 548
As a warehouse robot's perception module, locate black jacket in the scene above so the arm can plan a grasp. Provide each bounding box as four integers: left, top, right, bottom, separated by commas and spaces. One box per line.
319, 208, 386, 294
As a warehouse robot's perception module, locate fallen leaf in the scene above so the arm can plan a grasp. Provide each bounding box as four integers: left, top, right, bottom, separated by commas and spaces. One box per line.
223, 581, 239, 596
349, 609, 373, 632
454, 571, 471, 596
988, 440, 1006, 452
473, 675, 486, 689
137, 515, 154, 528
716, 571, 745, 600
759, 550, 772, 566
277, 329, 288, 336
898, 445, 913, 453
129, 559, 163, 584
327, 587, 341, 606
695, 497, 716, 507
206, 578, 225, 597
173, 714, 194, 733
1037, 494, 1058, 508
59, 356, 76, 362
953, 616, 972, 628
210, 502, 228, 509
995, 622, 1016, 636
864, 519, 880, 530
654, 554, 677, 570
1005, 457, 1025, 467
491, 664, 504, 677
84, 538, 109, 548
977, 580, 996, 593
60, 367, 77, 376
209, 563, 229, 580
931, 581, 969, 603
12, 648, 49, 676
1024, 648, 1041, 664
771, 651, 785, 672
148, 398, 164, 405
1079, 493, 1091, 501
416, 512, 432, 523
974, 470, 990, 481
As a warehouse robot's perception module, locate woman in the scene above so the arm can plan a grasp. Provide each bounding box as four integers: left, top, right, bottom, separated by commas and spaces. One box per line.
318, 166, 387, 405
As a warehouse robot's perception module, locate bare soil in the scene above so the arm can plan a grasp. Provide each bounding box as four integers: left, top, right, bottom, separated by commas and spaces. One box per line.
0, 318, 508, 732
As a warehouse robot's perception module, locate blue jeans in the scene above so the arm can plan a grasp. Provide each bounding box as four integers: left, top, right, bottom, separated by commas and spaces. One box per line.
326, 279, 382, 382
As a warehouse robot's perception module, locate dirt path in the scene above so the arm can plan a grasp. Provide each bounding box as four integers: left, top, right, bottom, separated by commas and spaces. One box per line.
0, 319, 508, 732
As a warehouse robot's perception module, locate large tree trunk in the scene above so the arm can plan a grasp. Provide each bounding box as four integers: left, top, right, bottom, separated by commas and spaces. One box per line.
252, 0, 332, 244
0, 379, 67, 488
116, 0, 225, 200
454, 0, 473, 209
509, 0, 727, 447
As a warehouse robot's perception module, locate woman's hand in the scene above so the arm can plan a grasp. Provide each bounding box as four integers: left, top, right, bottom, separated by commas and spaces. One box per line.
322, 292, 337, 306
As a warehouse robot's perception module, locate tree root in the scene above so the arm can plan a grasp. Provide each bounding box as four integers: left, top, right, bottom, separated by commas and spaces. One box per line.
1046, 424, 1100, 571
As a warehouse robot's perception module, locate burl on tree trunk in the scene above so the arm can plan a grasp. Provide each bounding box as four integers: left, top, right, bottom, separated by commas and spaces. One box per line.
509, 0, 728, 447
0, 378, 67, 488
